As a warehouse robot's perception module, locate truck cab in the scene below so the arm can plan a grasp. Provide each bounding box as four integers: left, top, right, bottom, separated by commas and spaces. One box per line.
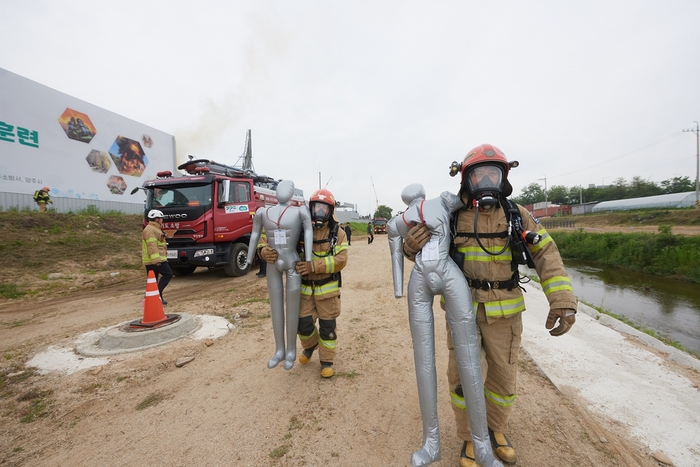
373, 217, 388, 234
140, 158, 303, 277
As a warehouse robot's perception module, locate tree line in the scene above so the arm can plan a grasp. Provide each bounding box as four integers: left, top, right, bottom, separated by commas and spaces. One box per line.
511, 175, 695, 206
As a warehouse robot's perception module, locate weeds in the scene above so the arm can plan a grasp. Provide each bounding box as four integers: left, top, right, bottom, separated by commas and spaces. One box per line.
136, 392, 163, 410
269, 444, 290, 458
0, 284, 26, 299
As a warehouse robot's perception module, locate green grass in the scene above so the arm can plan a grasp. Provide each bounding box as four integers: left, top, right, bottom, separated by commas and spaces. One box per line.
552, 229, 700, 283
0, 284, 26, 299
136, 392, 163, 410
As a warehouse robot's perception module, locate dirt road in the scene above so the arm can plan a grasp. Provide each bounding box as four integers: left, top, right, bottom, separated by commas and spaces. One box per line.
0, 236, 659, 466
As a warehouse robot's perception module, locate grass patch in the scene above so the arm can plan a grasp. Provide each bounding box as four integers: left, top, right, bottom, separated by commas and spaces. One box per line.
18, 389, 52, 423
269, 444, 290, 459
136, 392, 163, 411
0, 284, 26, 299
232, 297, 269, 307
335, 370, 359, 379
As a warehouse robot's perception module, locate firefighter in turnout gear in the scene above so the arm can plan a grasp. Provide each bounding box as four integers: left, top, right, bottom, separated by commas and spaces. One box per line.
403, 144, 577, 466
295, 189, 349, 378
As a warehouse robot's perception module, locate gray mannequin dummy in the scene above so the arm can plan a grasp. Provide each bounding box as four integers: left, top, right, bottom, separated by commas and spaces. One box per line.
387, 183, 502, 467
247, 180, 313, 370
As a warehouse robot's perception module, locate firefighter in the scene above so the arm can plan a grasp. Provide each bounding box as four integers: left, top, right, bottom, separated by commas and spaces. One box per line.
403, 144, 578, 466
294, 189, 349, 378
142, 209, 173, 305
33, 186, 53, 212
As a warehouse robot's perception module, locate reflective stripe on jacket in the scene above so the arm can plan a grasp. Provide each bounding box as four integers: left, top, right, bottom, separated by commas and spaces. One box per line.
300, 224, 348, 300
142, 221, 167, 265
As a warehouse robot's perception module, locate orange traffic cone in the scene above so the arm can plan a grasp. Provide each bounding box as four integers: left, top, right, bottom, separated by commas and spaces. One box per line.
130, 270, 176, 328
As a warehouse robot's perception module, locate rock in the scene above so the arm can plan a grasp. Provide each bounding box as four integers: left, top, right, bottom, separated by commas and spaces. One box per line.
7, 371, 25, 378
599, 436, 607, 443
175, 356, 195, 368
652, 451, 673, 465
109, 272, 120, 277
47, 273, 63, 279
204, 340, 214, 347
91, 367, 103, 375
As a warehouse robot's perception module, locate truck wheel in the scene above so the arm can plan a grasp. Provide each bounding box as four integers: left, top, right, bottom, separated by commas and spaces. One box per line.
172, 266, 196, 277
223, 243, 251, 277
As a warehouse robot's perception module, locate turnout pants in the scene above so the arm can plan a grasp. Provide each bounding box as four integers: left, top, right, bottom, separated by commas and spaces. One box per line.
447, 304, 522, 439
298, 295, 341, 363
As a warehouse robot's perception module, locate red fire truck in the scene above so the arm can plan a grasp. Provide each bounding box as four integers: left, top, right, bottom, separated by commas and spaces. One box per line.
135, 131, 304, 277
373, 217, 388, 234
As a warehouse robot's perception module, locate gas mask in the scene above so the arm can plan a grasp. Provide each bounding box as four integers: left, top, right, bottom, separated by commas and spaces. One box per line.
465, 164, 504, 209
310, 202, 331, 229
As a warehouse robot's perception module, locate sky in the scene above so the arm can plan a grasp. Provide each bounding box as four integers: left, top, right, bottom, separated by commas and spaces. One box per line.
2, 0, 700, 216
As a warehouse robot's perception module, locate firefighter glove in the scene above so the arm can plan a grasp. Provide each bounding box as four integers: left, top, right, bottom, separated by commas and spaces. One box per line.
295, 261, 314, 276
260, 246, 278, 264
403, 224, 431, 257
546, 308, 576, 336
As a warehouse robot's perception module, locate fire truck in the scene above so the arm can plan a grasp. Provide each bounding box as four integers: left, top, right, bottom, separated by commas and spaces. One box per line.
135, 130, 304, 277
373, 217, 388, 234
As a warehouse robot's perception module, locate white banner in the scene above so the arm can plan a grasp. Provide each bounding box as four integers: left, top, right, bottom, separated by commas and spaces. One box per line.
0, 68, 176, 204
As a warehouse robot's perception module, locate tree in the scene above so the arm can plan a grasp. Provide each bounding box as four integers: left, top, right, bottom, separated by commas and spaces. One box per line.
628, 176, 662, 198
661, 176, 694, 194
512, 183, 544, 206
548, 185, 569, 204
374, 205, 393, 219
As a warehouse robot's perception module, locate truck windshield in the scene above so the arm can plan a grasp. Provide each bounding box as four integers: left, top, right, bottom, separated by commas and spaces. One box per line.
147, 184, 212, 209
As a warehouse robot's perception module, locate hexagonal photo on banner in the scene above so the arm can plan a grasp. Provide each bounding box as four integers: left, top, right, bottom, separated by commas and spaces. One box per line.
57, 108, 97, 144
85, 149, 112, 173
108, 136, 149, 177
107, 175, 127, 195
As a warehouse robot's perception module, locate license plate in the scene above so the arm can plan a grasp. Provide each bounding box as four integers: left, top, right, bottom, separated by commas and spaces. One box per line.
166, 249, 177, 259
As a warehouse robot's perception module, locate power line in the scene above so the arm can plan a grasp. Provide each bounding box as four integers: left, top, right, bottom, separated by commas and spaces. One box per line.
551, 130, 683, 180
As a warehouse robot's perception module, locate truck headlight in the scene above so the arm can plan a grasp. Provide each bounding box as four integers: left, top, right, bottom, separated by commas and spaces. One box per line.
194, 249, 214, 257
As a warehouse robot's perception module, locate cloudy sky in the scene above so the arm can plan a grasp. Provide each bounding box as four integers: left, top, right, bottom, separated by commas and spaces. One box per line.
2, 1, 699, 215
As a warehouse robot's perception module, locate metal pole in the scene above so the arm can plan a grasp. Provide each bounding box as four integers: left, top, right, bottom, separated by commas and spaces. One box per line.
538, 175, 547, 216
683, 122, 699, 209
695, 122, 700, 209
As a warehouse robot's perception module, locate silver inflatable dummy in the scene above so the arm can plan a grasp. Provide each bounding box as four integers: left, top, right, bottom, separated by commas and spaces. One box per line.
387, 184, 502, 467
247, 180, 313, 370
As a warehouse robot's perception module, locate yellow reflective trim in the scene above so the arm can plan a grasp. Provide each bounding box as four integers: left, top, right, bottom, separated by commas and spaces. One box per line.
450, 391, 466, 411
542, 276, 573, 295
301, 281, 340, 297
298, 328, 317, 341
530, 230, 552, 252
484, 388, 516, 407
319, 336, 336, 350
458, 246, 512, 262
482, 296, 525, 317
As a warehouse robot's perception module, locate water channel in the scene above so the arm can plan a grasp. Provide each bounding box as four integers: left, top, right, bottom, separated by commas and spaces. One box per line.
551, 259, 700, 356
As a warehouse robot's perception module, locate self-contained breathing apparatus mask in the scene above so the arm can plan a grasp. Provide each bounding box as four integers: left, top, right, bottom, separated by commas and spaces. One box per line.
310, 202, 332, 229
465, 164, 504, 210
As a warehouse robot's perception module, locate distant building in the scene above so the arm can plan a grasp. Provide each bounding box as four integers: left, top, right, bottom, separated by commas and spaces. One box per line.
592, 191, 699, 212
523, 202, 572, 218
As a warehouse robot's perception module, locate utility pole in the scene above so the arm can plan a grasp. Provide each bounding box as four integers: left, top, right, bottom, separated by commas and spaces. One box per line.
538, 175, 548, 216
683, 121, 700, 209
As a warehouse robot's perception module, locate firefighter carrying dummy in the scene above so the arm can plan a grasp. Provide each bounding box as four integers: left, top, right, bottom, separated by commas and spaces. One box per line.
292, 188, 348, 378
403, 144, 578, 466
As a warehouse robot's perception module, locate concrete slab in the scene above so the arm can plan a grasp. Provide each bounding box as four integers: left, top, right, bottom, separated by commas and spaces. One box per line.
75, 312, 200, 357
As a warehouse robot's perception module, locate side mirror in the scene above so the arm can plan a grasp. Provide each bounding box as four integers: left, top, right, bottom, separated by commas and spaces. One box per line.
218, 180, 230, 208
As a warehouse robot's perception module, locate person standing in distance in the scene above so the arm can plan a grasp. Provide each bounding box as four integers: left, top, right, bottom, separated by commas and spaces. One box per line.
142, 209, 173, 305
403, 144, 577, 466
34, 186, 53, 212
